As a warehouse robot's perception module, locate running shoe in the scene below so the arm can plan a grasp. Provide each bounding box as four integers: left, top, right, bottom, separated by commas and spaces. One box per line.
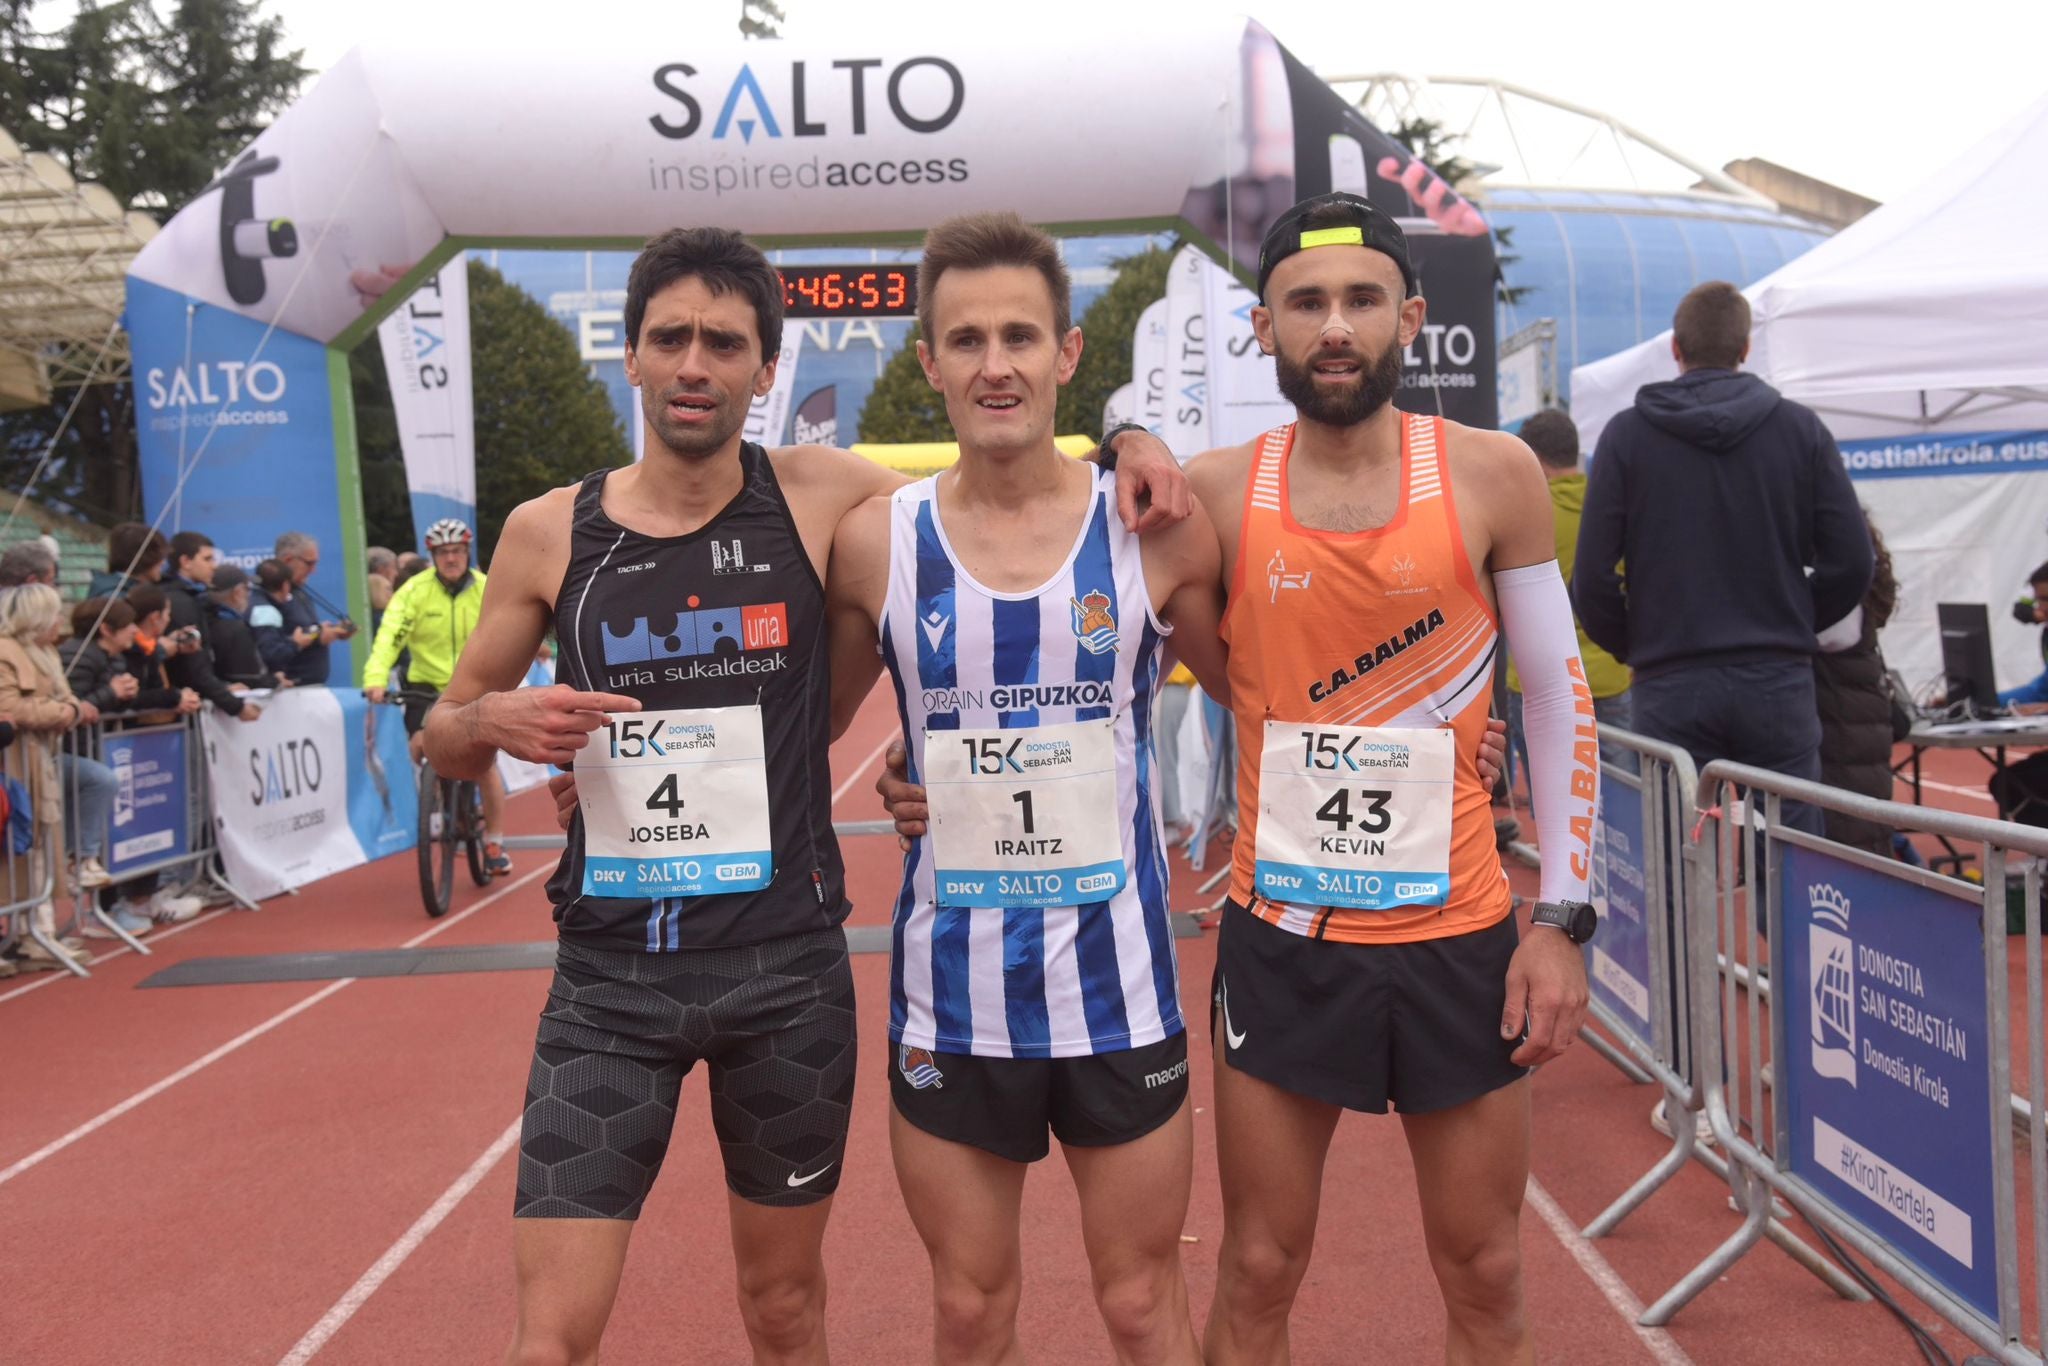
484, 841, 512, 876
149, 889, 205, 923
74, 857, 111, 889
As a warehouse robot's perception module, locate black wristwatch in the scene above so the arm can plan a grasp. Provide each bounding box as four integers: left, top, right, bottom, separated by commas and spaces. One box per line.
1531, 899, 1598, 944
1097, 422, 1148, 470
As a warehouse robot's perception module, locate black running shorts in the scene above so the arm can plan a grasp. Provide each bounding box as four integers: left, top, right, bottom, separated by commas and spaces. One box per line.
1210, 900, 1526, 1114
887, 1031, 1188, 1164
514, 927, 857, 1217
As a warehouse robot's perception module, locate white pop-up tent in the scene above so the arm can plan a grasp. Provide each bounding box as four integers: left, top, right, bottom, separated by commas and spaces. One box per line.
1570, 92, 2048, 693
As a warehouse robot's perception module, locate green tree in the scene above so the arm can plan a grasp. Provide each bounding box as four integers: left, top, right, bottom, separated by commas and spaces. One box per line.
856, 324, 953, 444
0, 0, 308, 522
465, 260, 629, 559
1054, 245, 1172, 438
860, 244, 1178, 446
0, 0, 308, 214
349, 329, 412, 553
1389, 116, 1529, 308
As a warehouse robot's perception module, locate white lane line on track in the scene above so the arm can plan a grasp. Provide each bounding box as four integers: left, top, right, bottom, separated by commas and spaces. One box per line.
276, 1116, 523, 1365
0, 906, 233, 1005
1525, 1175, 1696, 1366
830, 733, 898, 809
1903, 777, 1998, 805
0, 863, 551, 1188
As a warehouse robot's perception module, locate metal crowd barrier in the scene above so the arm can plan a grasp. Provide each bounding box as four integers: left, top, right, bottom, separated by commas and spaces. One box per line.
1643, 761, 2047, 1364
1573, 727, 1865, 1303
44, 710, 259, 977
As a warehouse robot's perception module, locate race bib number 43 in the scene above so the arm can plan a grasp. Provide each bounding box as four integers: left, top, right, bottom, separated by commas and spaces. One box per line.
926, 717, 1127, 908
577, 705, 773, 899
1254, 722, 1455, 910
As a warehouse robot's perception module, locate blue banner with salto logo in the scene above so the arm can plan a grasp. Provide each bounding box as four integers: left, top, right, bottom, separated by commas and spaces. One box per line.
1779, 843, 1998, 1322
102, 724, 190, 878
1587, 776, 1652, 1038
125, 277, 358, 680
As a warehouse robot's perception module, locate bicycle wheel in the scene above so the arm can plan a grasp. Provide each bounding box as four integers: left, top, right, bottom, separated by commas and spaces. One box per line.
462, 782, 493, 887
416, 764, 454, 917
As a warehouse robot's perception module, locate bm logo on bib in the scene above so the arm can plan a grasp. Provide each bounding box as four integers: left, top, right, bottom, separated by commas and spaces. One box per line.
1069, 588, 1117, 656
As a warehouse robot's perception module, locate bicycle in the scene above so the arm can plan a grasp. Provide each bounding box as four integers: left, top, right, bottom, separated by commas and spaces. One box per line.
380, 689, 494, 917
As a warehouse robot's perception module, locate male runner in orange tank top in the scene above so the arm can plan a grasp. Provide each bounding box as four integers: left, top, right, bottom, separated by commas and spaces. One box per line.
1177, 195, 1598, 1366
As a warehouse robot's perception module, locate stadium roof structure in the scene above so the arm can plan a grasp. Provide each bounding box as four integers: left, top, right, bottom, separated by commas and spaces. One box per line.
1328, 73, 1775, 204
1324, 74, 1834, 403
0, 124, 159, 406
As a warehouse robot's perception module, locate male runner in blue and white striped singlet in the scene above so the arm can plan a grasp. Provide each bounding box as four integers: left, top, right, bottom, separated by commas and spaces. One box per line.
823, 211, 1231, 1365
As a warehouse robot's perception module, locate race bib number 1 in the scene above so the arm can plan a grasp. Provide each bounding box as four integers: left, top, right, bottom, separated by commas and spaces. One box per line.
577, 705, 773, 899
926, 717, 1127, 908
1254, 721, 1455, 910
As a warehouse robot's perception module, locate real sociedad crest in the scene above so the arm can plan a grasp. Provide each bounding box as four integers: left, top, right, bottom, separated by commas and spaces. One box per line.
1070, 588, 1118, 655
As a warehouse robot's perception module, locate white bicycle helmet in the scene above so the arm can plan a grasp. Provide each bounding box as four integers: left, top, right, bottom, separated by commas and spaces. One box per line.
423, 518, 472, 549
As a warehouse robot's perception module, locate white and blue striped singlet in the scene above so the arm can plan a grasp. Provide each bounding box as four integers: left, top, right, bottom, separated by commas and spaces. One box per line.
880, 468, 1182, 1059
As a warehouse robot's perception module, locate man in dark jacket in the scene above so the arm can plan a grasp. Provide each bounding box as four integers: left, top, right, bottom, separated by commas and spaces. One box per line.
206, 564, 279, 689
1574, 282, 1875, 834
162, 531, 261, 723
270, 531, 354, 685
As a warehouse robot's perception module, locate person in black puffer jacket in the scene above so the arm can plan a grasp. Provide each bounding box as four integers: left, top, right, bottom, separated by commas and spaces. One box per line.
1812, 512, 1901, 856
205, 564, 278, 689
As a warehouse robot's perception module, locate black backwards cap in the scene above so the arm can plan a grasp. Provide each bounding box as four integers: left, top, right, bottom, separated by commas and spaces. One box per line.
1256, 192, 1418, 303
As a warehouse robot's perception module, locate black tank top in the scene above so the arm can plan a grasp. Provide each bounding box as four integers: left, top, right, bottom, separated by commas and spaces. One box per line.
545, 445, 845, 950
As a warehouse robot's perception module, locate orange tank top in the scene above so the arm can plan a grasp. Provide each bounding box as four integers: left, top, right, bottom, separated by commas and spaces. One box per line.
1222, 413, 1512, 944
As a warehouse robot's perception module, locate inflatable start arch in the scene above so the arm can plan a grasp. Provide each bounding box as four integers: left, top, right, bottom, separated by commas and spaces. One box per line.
124, 16, 1497, 680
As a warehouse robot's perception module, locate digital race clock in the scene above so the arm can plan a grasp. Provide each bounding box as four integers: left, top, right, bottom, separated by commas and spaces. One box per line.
777, 265, 916, 319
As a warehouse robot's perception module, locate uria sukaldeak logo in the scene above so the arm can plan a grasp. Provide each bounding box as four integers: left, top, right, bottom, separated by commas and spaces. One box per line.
1809, 883, 1858, 1086
649, 58, 966, 144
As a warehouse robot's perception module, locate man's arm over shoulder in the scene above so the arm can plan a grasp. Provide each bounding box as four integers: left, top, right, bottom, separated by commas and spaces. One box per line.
1184, 441, 1257, 582
826, 494, 891, 741
1143, 496, 1230, 702
1804, 417, 1875, 630
1570, 424, 1631, 661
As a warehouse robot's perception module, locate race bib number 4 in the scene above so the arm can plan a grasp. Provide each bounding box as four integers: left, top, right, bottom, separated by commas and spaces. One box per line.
577, 705, 773, 899
926, 717, 1127, 909
1254, 721, 1455, 910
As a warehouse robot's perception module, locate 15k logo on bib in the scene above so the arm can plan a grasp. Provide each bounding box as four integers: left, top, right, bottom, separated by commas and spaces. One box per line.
577, 705, 773, 898
1254, 721, 1454, 910
925, 716, 1127, 908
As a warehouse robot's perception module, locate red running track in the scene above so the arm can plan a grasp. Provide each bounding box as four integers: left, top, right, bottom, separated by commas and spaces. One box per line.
0, 697, 2027, 1363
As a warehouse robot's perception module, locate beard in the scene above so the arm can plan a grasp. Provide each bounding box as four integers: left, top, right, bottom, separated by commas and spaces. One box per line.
1274, 335, 1407, 427
645, 383, 746, 460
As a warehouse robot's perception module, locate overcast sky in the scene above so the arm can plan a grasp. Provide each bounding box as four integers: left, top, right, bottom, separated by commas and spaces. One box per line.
264, 0, 2045, 203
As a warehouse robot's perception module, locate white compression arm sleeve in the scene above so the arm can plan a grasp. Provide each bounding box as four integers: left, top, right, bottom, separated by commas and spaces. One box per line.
1497, 561, 1598, 904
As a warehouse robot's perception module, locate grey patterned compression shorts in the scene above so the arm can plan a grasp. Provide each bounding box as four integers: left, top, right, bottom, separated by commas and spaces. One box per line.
514, 926, 857, 1217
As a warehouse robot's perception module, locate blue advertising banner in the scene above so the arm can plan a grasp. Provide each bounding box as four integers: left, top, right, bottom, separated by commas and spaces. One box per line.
102, 725, 189, 878
1840, 430, 2048, 481
1587, 776, 1652, 1036
126, 277, 359, 680
1780, 843, 1998, 1321
344, 689, 419, 865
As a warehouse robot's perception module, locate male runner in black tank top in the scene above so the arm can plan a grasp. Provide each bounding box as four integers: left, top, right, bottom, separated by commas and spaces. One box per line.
423, 227, 1189, 1366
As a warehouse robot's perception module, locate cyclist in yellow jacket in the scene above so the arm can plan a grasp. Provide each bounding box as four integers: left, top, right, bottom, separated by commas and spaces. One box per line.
365, 518, 509, 873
